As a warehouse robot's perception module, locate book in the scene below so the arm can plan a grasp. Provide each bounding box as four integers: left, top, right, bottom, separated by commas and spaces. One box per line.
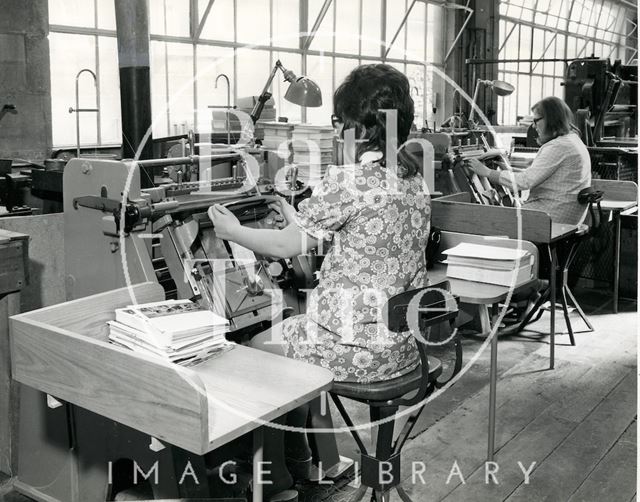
446, 262, 533, 287
114, 299, 229, 346
442, 243, 529, 261
444, 255, 531, 271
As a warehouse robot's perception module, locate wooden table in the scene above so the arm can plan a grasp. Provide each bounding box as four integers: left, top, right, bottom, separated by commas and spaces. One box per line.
432, 194, 582, 370
600, 200, 637, 313
0, 229, 28, 477
593, 179, 638, 314
10, 282, 334, 502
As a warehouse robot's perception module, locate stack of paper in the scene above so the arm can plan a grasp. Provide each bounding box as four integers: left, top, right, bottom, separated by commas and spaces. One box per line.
291, 124, 334, 186
108, 299, 232, 366
443, 243, 534, 287
261, 122, 294, 151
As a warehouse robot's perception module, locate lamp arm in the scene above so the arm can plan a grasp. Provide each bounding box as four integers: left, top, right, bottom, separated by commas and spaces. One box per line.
250, 60, 295, 124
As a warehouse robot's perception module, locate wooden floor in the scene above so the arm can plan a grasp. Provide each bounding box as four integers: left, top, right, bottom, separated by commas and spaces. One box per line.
1, 289, 636, 502
309, 289, 637, 502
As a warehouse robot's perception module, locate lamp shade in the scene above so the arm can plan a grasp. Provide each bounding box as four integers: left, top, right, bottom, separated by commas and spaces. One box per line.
285, 77, 322, 107
489, 80, 515, 96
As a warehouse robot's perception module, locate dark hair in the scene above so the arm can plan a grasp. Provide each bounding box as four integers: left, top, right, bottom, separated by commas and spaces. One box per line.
333, 64, 419, 177
531, 96, 575, 139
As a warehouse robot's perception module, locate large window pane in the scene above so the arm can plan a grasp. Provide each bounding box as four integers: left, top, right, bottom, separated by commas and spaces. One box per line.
166, 43, 195, 134
195, 45, 235, 132
149, 0, 189, 37
150, 41, 169, 137
406, 64, 425, 128
273, 0, 300, 48
50, 33, 97, 147
237, 0, 271, 46
97, 36, 121, 144
199, 0, 235, 42
361, 0, 382, 57
308, 0, 334, 52
426, 4, 444, 63
385, 0, 407, 59
49, 0, 95, 28
97, 0, 116, 30
236, 48, 271, 99
406, 1, 426, 62
306, 54, 333, 125
335, 0, 360, 55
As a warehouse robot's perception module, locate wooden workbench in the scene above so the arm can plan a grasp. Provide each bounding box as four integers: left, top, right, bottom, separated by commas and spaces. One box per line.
0, 229, 28, 477
10, 282, 333, 501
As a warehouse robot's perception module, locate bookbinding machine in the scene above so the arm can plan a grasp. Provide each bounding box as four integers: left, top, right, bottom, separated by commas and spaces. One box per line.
64, 152, 310, 337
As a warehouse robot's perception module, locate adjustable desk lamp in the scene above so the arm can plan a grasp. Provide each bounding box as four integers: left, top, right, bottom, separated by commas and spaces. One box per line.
468, 79, 515, 124
250, 60, 322, 124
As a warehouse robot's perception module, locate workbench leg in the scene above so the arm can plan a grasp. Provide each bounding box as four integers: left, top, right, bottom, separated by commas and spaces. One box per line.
479, 305, 497, 462
0, 291, 21, 477
253, 427, 263, 502
613, 211, 621, 314
550, 248, 557, 370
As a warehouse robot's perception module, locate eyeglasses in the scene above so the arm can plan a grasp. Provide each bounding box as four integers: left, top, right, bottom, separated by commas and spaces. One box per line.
331, 114, 343, 129
532, 116, 544, 126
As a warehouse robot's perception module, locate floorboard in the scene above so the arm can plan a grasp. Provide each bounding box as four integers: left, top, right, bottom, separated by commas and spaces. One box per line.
506, 371, 636, 502
568, 420, 637, 502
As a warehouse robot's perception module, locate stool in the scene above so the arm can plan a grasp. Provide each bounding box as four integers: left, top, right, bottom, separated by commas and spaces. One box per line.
515, 188, 604, 345
330, 282, 461, 501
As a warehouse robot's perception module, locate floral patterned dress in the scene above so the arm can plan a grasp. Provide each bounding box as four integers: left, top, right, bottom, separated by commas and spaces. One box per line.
279, 156, 431, 383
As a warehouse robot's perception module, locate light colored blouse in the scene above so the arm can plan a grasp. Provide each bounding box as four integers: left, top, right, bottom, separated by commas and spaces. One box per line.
489, 133, 591, 224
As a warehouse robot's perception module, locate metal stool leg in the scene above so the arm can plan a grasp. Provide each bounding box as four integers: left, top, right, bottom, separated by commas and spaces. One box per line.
396, 485, 413, 502
565, 286, 594, 331
559, 287, 576, 346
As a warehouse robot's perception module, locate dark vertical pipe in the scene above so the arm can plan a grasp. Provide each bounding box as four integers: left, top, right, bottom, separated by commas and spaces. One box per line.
114, 0, 155, 187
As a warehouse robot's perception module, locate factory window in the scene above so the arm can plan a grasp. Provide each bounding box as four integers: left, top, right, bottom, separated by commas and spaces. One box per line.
496, 0, 636, 125
49, 0, 445, 147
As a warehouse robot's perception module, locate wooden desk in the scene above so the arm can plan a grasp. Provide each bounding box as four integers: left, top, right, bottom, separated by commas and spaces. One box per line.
432, 195, 580, 369
0, 229, 28, 477
10, 282, 333, 502
592, 180, 638, 313
432, 232, 539, 462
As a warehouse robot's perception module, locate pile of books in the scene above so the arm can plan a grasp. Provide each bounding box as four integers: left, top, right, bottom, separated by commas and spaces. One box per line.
443, 242, 534, 287
291, 124, 334, 187
108, 299, 232, 366
262, 122, 294, 152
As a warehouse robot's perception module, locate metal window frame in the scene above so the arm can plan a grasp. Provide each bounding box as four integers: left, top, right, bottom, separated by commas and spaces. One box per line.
49, 0, 450, 144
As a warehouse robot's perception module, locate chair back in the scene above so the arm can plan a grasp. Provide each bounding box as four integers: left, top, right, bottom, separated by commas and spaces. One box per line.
577, 186, 604, 234
381, 281, 459, 405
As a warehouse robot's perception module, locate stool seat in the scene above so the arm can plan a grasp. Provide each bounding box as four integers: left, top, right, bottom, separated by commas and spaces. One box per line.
332, 356, 442, 402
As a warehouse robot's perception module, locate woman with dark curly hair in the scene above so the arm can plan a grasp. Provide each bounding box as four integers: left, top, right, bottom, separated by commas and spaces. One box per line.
210, 63, 430, 382
208, 63, 431, 497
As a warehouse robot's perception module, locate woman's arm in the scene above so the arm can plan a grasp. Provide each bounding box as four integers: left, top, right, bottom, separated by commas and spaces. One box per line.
208, 204, 319, 258
465, 147, 562, 191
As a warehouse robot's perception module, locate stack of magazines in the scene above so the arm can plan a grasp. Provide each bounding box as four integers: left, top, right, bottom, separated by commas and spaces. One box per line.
108, 299, 232, 366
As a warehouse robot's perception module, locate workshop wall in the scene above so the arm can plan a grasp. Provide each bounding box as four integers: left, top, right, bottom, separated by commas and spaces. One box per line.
0, 0, 52, 162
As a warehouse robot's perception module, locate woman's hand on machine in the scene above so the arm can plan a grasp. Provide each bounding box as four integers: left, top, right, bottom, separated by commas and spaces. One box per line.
208, 204, 241, 240
464, 157, 492, 177
268, 196, 298, 226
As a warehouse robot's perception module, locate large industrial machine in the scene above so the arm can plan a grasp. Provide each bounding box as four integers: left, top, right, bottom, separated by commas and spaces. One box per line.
64, 153, 312, 338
